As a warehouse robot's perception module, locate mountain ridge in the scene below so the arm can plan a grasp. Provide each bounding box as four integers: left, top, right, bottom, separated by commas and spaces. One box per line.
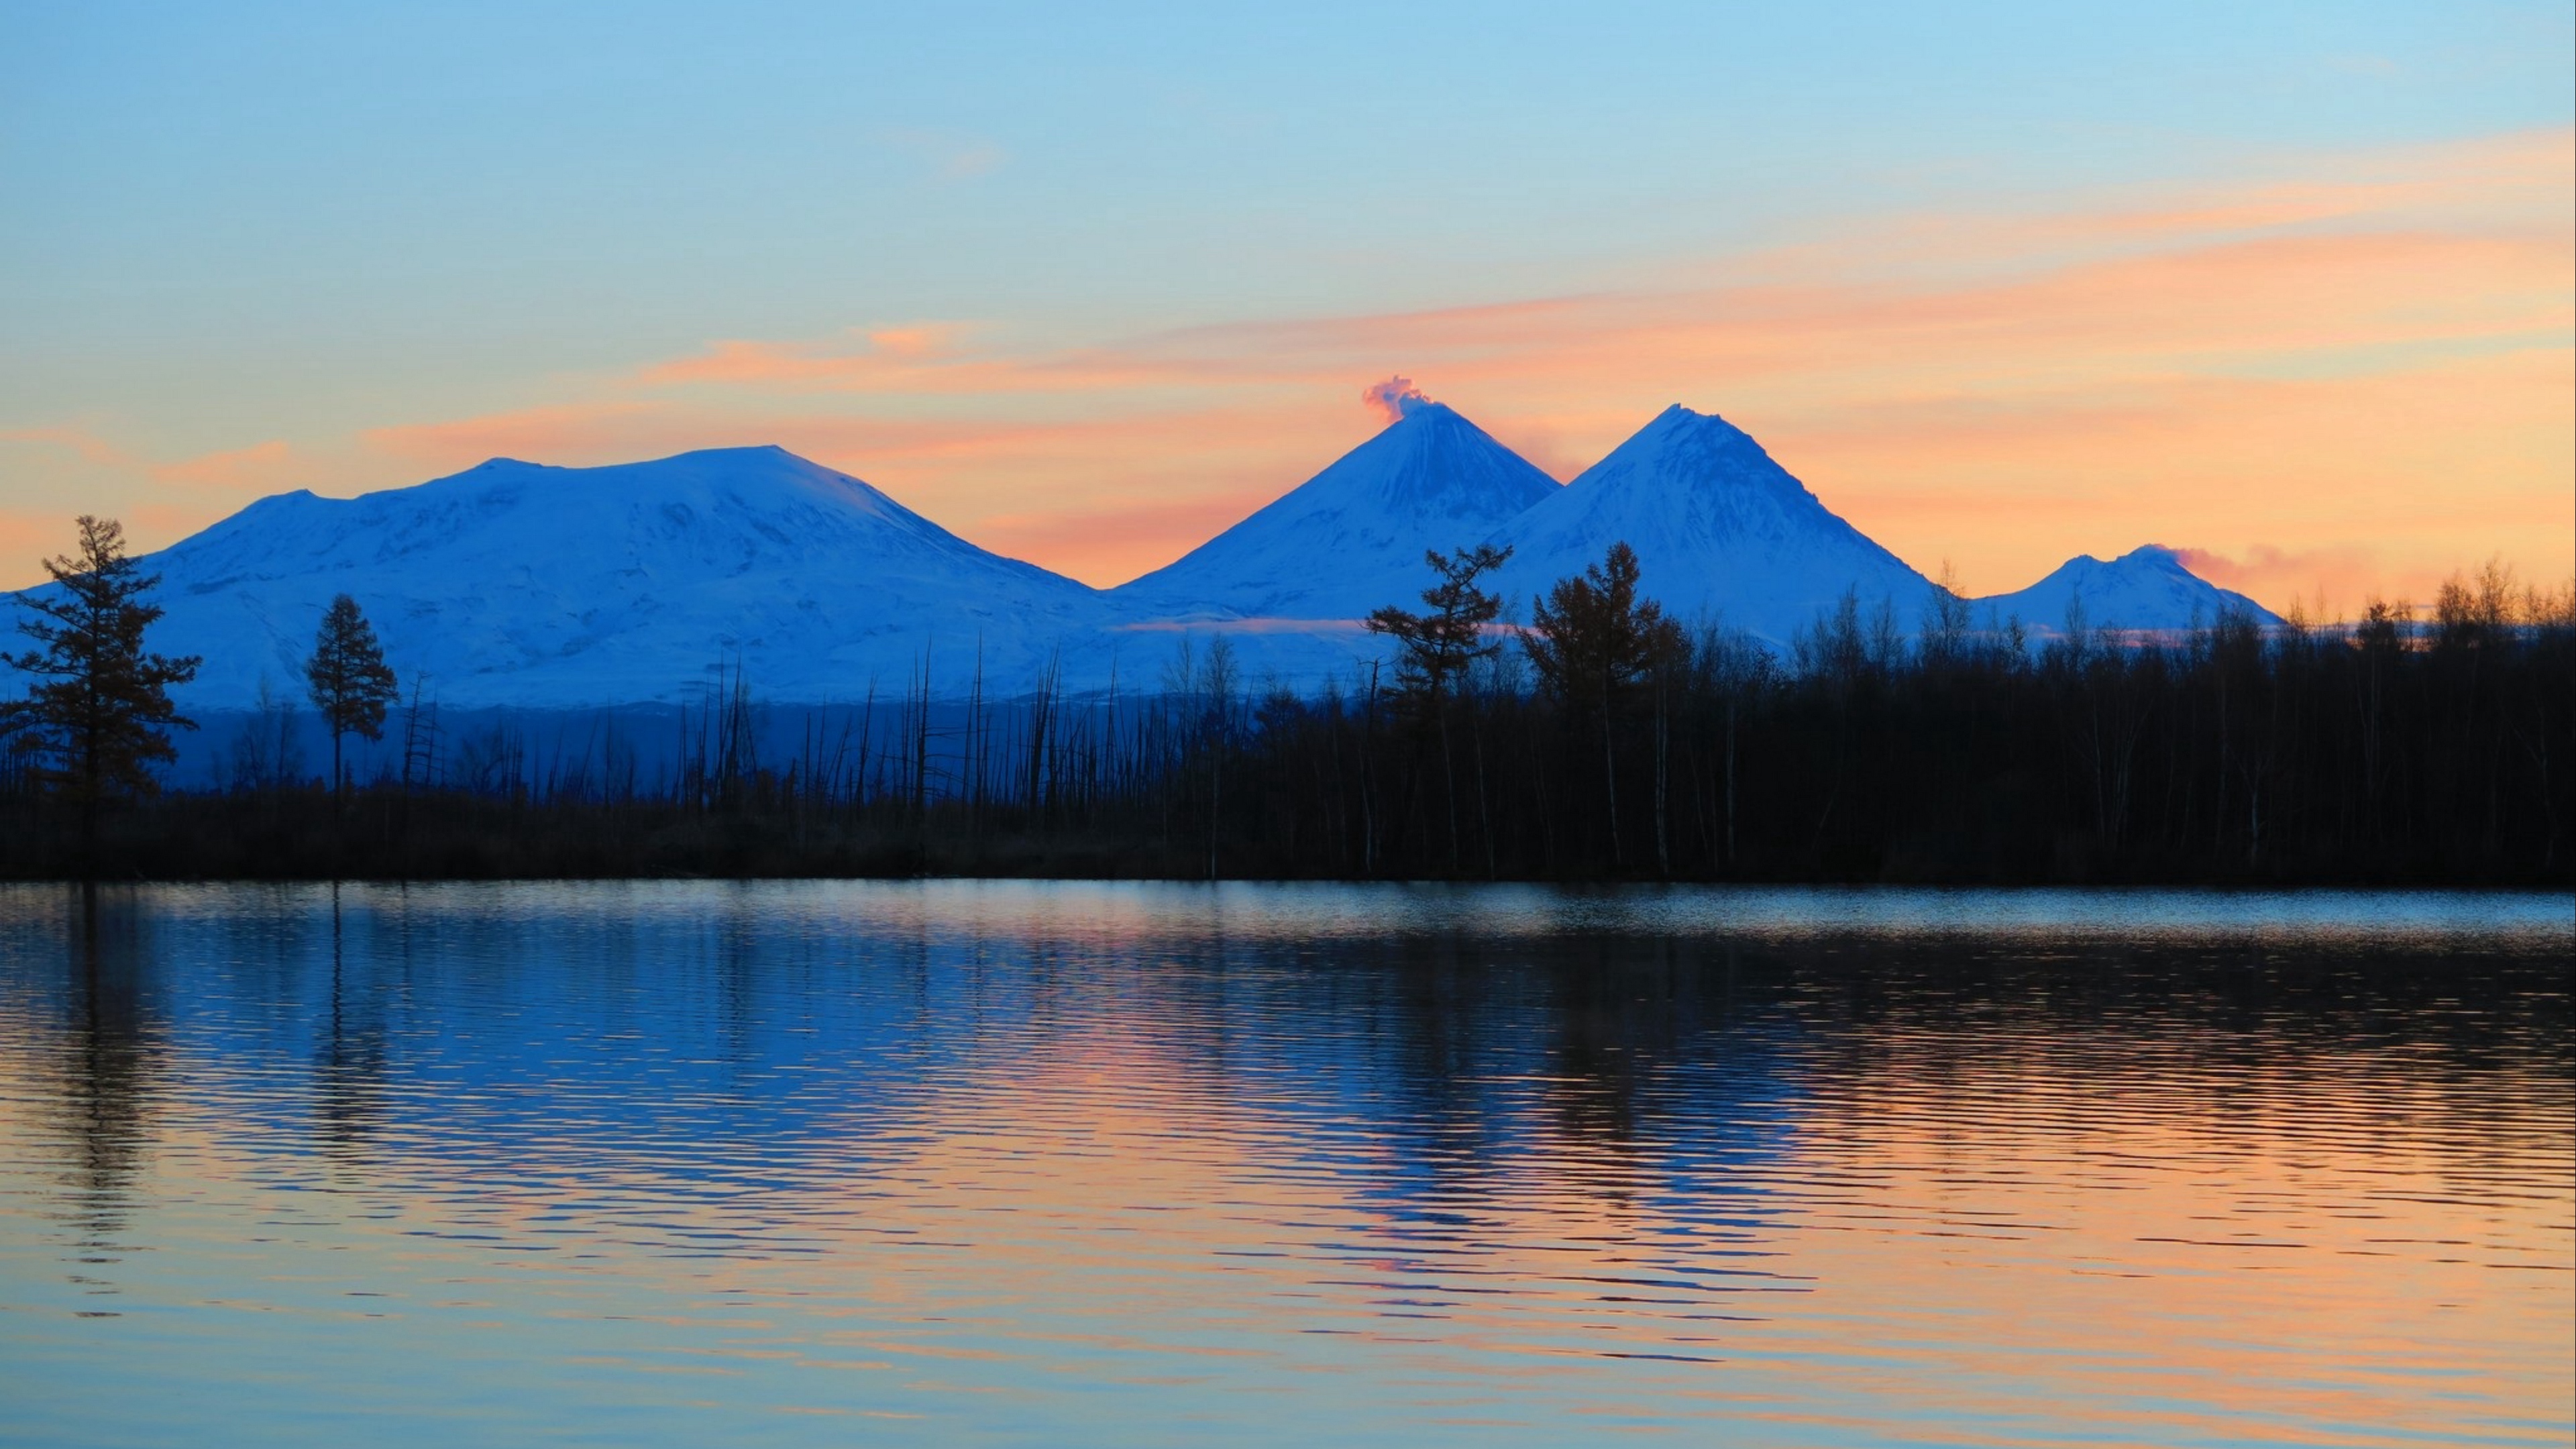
19, 415, 2282, 708
120, 444, 1112, 709
1976, 545, 2282, 633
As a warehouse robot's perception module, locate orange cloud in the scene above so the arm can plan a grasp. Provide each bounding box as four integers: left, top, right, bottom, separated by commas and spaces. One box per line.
48, 123, 2539, 601
632, 323, 1026, 394
2167, 545, 2383, 614
863, 324, 961, 360
1795, 345, 2574, 606
362, 401, 662, 464
362, 239, 2571, 598
0, 432, 374, 588
0, 508, 83, 578
617, 193, 2566, 433
150, 439, 294, 491
340, 393, 1356, 585
969, 494, 1281, 586
586, 173, 2570, 594
0, 423, 138, 470
1, 429, 331, 585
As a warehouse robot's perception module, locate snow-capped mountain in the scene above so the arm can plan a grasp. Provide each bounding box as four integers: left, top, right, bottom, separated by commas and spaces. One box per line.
1114, 400, 1561, 623
1485, 405, 1939, 640
1973, 545, 2282, 633
130, 445, 1111, 709
15, 407, 2298, 715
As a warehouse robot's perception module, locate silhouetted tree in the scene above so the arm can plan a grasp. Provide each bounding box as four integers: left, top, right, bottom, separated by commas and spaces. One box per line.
1525, 542, 1684, 706
1369, 545, 1512, 869
1525, 541, 1685, 867
3, 516, 201, 855
0, 536, 2567, 885
305, 593, 397, 802
1367, 544, 1513, 713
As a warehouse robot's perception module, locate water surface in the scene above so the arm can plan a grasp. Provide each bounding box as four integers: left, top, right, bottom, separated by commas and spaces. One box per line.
1, 882, 2567, 1446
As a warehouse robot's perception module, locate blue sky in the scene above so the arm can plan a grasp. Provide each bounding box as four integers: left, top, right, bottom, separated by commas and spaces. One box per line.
3, 1, 2569, 601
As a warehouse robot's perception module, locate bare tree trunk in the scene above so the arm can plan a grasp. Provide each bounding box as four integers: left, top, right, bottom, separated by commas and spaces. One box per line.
1601, 690, 1622, 870
1440, 705, 1460, 875
1725, 695, 1737, 869
1533, 714, 1555, 874
1359, 662, 1379, 876
1472, 702, 1495, 879
1654, 680, 1670, 879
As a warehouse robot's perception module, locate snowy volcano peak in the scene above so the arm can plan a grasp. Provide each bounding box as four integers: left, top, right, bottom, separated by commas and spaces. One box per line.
430, 445, 970, 551
162, 443, 1004, 593
1517, 403, 1882, 551
1577, 404, 1811, 501
130, 444, 1108, 710
1975, 545, 2282, 633
1267, 400, 1558, 527
1487, 405, 1937, 639
1112, 399, 1561, 620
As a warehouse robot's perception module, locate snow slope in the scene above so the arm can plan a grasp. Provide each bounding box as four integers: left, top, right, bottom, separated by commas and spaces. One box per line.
16, 419, 2297, 716
1114, 402, 1561, 623
1485, 405, 1939, 640
122, 446, 1112, 709
1973, 545, 2282, 633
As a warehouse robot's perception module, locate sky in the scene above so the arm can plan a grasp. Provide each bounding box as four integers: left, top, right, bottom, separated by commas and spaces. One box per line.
2, 1, 2569, 610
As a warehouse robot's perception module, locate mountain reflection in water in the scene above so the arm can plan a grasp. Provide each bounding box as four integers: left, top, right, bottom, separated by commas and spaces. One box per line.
0, 882, 2567, 1447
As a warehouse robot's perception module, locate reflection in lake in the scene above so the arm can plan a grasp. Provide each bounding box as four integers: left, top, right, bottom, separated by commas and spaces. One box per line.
0, 882, 2567, 1446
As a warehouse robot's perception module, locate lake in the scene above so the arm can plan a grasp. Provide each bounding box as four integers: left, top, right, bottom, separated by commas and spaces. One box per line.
1, 881, 2567, 1446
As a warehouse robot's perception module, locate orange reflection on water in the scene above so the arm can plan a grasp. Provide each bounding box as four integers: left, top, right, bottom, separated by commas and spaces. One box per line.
0, 882, 2566, 1446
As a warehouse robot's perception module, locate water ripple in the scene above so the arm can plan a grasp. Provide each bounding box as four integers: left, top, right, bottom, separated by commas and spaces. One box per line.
0, 881, 2566, 1446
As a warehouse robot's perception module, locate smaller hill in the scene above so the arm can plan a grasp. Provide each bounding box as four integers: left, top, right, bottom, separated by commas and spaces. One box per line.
1974, 546, 2282, 634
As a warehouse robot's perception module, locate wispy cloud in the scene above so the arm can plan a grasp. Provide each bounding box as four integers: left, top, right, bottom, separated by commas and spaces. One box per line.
0, 423, 139, 470
8, 128, 2565, 605
536, 131, 2568, 600
151, 439, 295, 490
2169, 543, 2384, 615
363, 402, 661, 464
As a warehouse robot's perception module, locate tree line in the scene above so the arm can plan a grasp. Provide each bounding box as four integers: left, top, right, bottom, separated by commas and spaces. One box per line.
3, 515, 2568, 883
4, 517, 397, 869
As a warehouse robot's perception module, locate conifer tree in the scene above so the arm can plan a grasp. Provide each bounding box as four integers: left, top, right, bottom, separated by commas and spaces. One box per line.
1365, 543, 1512, 715
4, 516, 202, 843
1523, 541, 1683, 707
1525, 541, 1684, 867
1366, 544, 1513, 871
305, 594, 398, 802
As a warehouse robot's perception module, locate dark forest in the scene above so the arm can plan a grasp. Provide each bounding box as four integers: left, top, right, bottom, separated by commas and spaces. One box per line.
5, 545, 2567, 886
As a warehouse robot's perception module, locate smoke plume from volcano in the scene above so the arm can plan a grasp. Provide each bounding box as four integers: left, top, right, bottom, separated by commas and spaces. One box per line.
1361, 376, 1436, 425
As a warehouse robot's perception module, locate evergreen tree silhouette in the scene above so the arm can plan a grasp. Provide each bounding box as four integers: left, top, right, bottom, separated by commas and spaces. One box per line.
4, 516, 201, 859
1525, 541, 1684, 867
1365, 543, 1512, 716
305, 594, 398, 804
1524, 541, 1683, 708
1366, 544, 1513, 871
